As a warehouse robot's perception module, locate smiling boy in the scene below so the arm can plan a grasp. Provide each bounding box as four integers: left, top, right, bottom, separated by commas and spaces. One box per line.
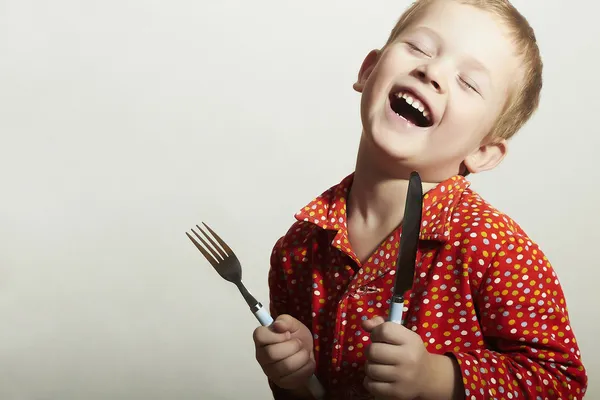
252, 1, 588, 399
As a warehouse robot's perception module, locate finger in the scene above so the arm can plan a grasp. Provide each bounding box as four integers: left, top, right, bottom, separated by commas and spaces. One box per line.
264, 346, 312, 379
370, 321, 410, 345
365, 342, 401, 365
271, 314, 306, 335
361, 316, 385, 332
253, 326, 291, 347
363, 376, 395, 398
256, 338, 303, 366
364, 360, 397, 383
278, 356, 315, 387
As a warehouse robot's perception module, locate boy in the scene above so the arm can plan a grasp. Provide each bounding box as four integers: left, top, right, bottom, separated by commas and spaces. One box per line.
252, 0, 588, 399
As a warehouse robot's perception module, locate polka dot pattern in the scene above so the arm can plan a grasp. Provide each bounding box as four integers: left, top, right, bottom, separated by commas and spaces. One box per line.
267, 174, 587, 400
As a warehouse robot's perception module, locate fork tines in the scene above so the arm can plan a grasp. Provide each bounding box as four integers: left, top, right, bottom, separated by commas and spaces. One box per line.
186, 222, 232, 266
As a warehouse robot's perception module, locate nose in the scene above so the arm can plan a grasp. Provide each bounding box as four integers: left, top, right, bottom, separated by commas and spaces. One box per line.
411, 62, 447, 93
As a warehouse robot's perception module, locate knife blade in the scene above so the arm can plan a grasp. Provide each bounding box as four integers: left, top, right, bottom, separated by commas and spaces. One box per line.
388, 171, 423, 324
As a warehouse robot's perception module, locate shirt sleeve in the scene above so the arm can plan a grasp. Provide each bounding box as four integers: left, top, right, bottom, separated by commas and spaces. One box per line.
450, 238, 588, 400
266, 236, 302, 399
268, 235, 289, 319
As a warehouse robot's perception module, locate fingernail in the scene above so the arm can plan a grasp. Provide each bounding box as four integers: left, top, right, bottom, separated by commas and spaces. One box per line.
271, 321, 284, 331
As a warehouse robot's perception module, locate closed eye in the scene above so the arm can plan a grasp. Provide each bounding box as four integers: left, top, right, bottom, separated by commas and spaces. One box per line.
407, 43, 430, 57
459, 77, 481, 95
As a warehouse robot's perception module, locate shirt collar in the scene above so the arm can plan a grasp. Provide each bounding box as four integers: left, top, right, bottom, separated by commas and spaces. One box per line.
294, 172, 472, 242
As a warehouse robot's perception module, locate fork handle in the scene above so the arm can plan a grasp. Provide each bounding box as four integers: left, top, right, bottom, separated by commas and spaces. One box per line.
251, 303, 326, 400
252, 302, 274, 326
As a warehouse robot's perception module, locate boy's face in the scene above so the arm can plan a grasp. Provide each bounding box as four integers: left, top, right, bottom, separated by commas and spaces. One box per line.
355, 0, 522, 181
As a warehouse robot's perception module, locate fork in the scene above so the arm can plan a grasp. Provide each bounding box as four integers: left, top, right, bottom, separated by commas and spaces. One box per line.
186, 222, 326, 399
186, 222, 273, 325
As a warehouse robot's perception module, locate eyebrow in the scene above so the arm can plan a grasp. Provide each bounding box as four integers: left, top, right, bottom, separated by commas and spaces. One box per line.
409, 26, 492, 81
406, 26, 443, 42
463, 58, 491, 78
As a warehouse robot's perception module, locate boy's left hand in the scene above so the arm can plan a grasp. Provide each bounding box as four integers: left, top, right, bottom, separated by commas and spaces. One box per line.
361, 316, 433, 400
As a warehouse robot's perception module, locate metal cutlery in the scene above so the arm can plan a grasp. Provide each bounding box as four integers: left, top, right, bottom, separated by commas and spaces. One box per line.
186, 222, 326, 399
388, 171, 423, 324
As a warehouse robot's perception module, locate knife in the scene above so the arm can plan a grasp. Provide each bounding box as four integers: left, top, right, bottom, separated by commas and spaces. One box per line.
388, 171, 423, 324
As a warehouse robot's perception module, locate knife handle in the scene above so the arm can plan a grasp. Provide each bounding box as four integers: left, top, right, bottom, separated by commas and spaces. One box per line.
251, 303, 326, 400
388, 296, 404, 324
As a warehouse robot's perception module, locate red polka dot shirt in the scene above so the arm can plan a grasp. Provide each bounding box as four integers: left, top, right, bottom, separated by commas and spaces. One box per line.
267, 174, 587, 400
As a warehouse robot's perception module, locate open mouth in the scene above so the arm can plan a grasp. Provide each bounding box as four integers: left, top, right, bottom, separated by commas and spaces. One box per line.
389, 89, 433, 128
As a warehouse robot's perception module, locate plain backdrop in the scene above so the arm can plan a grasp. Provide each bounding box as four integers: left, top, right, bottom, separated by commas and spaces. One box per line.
0, 0, 598, 398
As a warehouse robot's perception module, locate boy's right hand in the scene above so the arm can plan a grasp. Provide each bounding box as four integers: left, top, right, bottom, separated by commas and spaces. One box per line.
253, 314, 316, 390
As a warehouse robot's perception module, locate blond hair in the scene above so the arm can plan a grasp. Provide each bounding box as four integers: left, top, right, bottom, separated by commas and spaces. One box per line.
385, 0, 543, 140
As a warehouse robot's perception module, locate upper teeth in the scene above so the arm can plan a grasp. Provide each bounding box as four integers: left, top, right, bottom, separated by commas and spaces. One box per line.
395, 91, 430, 119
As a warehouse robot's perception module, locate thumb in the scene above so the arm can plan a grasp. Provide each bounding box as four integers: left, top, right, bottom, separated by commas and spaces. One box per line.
271, 314, 304, 334
361, 316, 386, 332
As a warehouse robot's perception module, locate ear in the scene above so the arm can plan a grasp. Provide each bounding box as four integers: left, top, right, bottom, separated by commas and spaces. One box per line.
463, 139, 508, 174
353, 49, 380, 93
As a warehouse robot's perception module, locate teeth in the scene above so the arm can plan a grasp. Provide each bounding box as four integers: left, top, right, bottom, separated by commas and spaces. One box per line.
394, 90, 431, 121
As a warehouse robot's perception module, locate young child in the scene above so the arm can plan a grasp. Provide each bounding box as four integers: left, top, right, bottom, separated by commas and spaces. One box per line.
252, 0, 588, 399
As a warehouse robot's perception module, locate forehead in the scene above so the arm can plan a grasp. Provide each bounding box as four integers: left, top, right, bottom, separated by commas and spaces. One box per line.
402, 1, 522, 84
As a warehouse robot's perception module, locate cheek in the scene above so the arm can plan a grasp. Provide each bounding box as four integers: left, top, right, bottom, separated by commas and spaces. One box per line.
446, 100, 494, 138
431, 103, 492, 154
368, 68, 391, 101
371, 50, 414, 94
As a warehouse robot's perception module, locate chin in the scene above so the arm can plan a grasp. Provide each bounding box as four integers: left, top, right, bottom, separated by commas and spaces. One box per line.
360, 125, 424, 170
368, 119, 427, 153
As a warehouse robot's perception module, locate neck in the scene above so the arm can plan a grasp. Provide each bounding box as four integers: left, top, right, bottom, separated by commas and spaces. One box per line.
348, 136, 438, 232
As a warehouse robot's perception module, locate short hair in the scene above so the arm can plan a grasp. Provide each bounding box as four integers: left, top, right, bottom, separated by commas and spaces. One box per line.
384, 0, 543, 140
